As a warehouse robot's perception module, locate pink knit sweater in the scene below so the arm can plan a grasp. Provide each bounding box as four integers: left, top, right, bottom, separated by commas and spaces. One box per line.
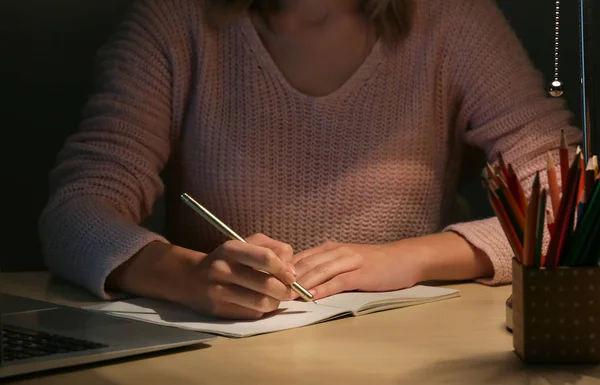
39, 0, 581, 299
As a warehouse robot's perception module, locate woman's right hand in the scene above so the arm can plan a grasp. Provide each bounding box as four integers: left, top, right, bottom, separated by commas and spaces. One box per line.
106, 234, 297, 319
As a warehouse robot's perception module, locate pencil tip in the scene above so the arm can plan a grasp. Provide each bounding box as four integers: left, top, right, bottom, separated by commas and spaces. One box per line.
534, 171, 541, 186
497, 152, 506, 167
587, 157, 595, 170
560, 129, 567, 148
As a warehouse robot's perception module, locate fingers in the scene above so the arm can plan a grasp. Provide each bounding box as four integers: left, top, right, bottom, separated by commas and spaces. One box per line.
292, 241, 339, 265
294, 244, 347, 277
201, 299, 265, 320
296, 249, 363, 293
227, 264, 292, 301
246, 233, 295, 264
220, 240, 296, 285
206, 283, 280, 315
309, 273, 353, 300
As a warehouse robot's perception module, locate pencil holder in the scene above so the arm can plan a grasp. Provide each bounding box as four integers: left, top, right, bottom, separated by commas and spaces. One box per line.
512, 258, 600, 364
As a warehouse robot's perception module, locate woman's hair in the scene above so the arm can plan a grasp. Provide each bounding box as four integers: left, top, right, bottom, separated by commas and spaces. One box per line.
205, 0, 413, 45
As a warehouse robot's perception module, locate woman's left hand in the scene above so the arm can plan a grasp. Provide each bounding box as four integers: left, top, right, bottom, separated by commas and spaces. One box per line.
291, 241, 426, 300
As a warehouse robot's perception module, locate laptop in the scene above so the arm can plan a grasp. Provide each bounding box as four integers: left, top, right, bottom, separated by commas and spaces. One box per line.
0, 293, 215, 379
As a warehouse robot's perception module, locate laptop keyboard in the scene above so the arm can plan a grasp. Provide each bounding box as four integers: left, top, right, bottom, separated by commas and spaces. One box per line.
2, 325, 108, 362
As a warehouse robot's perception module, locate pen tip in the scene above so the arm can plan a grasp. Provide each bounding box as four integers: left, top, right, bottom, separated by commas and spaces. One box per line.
560, 130, 567, 148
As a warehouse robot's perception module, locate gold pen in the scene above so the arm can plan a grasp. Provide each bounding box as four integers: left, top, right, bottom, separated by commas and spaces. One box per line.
180, 193, 315, 303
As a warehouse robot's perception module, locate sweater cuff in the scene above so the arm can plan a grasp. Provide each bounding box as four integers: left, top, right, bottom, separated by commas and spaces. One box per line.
443, 217, 513, 285
39, 197, 168, 300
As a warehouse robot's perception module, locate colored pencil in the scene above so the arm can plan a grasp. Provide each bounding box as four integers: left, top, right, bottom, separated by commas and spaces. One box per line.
576, 147, 585, 203
565, 180, 600, 266
586, 157, 597, 204
485, 162, 499, 183
559, 128, 569, 191
507, 164, 527, 215
523, 172, 541, 266
488, 188, 523, 262
546, 209, 555, 236
546, 152, 561, 218
533, 189, 546, 267
495, 178, 525, 242
546, 155, 581, 267
497, 152, 510, 180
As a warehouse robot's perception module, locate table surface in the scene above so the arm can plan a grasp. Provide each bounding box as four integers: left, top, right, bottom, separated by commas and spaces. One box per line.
3, 272, 600, 385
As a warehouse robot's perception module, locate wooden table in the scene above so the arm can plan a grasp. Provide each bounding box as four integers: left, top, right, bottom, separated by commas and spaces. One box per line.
3, 272, 600, 385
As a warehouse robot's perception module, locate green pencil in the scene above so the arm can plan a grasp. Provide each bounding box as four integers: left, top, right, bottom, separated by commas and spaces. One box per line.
564, 180, 600, 266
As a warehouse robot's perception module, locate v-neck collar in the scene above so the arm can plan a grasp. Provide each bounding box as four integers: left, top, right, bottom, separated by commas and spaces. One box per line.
237, 14, 385, 103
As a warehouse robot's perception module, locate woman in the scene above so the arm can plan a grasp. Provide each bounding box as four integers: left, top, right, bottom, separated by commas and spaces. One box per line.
39, 0, 580, 319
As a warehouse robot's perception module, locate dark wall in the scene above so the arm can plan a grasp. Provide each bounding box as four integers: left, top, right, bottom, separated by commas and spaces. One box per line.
0, 1, 135, 271
0, 1, 597, 271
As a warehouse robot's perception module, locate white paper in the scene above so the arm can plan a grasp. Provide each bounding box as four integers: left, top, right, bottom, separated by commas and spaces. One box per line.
316, 285, 460, 313
87, 297, 347, 337
86, 285, 459, 337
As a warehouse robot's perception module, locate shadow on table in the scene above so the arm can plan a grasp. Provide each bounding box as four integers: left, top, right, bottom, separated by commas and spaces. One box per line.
396, 351, 600, 385
44, 275, 104, 304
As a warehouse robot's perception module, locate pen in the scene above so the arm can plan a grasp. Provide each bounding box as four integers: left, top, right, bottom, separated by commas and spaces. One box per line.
180, 193, 315, 303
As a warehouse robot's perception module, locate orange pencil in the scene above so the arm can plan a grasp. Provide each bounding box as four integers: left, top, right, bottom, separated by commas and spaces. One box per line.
486, 162, 497, 181
488, 188, 523, 262
507, 164, 527, 215
546, 209, 555, 235
546, 152, 561, 217
523, 172, 541, 266
559, 129, 569, 191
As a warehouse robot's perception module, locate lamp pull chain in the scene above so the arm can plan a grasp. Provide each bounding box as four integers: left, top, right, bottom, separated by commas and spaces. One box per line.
549, 0, 564, 97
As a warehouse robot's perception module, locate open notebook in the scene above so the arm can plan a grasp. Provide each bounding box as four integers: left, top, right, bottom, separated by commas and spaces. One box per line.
87, 285, 459, 338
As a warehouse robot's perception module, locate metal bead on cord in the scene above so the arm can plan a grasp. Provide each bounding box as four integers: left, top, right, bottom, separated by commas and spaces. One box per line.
549, 0, 564, 97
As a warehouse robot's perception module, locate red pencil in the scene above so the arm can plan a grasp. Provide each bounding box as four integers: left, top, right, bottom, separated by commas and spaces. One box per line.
523, 172, 541, 266
546, 155, 581, 267
507, 164, 527, 216
559, 129, 569, 192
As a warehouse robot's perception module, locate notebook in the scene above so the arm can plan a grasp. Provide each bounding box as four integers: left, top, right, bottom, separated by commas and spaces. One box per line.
87, 285, 459, 338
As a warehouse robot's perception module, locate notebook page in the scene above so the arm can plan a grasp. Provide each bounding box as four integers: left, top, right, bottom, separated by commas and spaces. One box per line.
87, 298, 348, 338
315, 285, 460, 314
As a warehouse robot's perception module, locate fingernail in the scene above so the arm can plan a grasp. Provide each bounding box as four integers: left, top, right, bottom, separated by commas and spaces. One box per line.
309, 289, 317, 296
283, 271, 296, 285
287, 263, 297, 276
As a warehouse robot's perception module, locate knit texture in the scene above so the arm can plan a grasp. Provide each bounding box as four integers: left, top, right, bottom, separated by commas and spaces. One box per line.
39, 0, 581, 298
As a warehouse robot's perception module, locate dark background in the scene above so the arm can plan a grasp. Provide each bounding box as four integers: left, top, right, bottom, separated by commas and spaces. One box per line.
0, 0, 598, 272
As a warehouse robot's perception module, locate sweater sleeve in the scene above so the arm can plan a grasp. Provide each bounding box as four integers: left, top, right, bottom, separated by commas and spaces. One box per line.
442, 0, 582, 285
38, 0, 177, 299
